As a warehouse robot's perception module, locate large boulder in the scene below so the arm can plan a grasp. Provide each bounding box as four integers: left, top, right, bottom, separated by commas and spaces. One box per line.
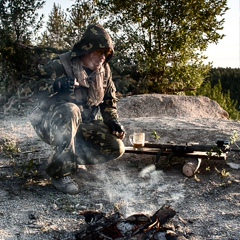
117, 94, 229, 119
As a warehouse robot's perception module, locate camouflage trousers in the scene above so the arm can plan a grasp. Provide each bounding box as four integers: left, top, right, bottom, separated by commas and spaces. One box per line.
29, 101, 125, 178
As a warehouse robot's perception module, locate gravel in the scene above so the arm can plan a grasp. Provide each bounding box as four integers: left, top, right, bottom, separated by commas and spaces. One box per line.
0, 94, 240, 240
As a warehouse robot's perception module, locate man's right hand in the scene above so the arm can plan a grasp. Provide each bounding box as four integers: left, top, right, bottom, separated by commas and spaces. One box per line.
53, 76, 77, 93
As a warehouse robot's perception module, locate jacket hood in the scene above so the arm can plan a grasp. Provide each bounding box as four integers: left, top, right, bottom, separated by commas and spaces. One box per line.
71, 24, 114, 63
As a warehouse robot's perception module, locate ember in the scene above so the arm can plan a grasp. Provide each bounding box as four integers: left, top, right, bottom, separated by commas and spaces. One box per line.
75, 205, 178, 240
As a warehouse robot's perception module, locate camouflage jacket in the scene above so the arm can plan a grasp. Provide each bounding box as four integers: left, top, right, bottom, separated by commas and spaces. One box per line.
38, 24, 119, 124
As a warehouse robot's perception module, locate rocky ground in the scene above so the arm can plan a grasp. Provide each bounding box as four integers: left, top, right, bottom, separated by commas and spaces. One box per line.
0, 94, 240, 240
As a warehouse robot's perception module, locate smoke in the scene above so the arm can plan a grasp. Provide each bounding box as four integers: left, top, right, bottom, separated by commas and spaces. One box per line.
139, 164, 156, 178
98, 163, 185, 217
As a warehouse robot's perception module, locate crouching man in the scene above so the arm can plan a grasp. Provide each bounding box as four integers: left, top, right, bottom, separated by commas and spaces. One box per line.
29, 24, 125, 194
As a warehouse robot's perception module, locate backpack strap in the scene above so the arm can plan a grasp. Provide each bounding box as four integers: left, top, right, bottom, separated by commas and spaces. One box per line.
59, 52, 74, 77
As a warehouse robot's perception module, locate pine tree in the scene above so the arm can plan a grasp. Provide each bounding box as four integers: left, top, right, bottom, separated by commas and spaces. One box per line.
40, 3, 69, 49
0, 0, 44, 93
64, 0, 98, 48
198, 80, 240, 120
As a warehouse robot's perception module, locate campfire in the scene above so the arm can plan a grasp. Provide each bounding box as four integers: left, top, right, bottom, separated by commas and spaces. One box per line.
75, 205, 178, 240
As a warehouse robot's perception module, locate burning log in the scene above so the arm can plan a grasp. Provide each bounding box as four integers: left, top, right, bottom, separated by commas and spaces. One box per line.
75, 205, 178, 240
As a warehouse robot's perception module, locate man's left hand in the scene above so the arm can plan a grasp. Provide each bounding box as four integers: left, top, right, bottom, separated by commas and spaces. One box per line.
108, 119, 126, 140
114, 131, 126, 140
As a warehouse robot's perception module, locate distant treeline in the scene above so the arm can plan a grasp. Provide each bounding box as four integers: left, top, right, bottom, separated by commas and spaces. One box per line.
208, 67, 240, 107
197, 67, 240, 120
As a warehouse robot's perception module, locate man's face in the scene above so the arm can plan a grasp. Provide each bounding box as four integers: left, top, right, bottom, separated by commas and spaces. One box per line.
87, 49, 112, 70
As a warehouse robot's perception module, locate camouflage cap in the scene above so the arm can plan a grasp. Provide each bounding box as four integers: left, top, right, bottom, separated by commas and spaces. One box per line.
71, 24, 114, 63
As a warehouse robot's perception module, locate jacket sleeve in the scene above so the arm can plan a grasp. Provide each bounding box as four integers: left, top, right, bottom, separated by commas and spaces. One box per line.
99, 64, 119, 124
38, 57, 67, 79
37, 58, 68, 94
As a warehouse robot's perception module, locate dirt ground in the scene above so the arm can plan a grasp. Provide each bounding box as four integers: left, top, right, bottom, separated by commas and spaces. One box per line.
0, 94, 240, 240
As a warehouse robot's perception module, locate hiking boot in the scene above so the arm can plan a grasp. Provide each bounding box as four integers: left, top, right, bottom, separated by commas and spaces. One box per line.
52, 176, 79, 194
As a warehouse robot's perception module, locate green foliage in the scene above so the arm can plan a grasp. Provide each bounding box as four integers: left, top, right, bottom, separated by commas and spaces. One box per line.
207, 67, 240, 106
98, 0, 228, 94
0, 0, 45, 42
40, 3, 68, 49
0, 0, 230, 99
39, 0, 98, 49
197, 79, 240, 120
0, 137, 21, 158
152, 131, 160, 140
0, 0, 45, 95
230, 130, 240, 150
65, 0, 98, 47
230, 130, 239, 144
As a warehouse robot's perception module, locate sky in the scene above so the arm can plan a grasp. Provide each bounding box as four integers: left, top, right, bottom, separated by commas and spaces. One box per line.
203, 0, 239, 68
40, 0, 239, 68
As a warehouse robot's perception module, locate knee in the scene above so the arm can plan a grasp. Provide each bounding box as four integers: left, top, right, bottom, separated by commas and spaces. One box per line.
113, 139, 125, 159
55, 103, 81, 119
51, 103, 82, 128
